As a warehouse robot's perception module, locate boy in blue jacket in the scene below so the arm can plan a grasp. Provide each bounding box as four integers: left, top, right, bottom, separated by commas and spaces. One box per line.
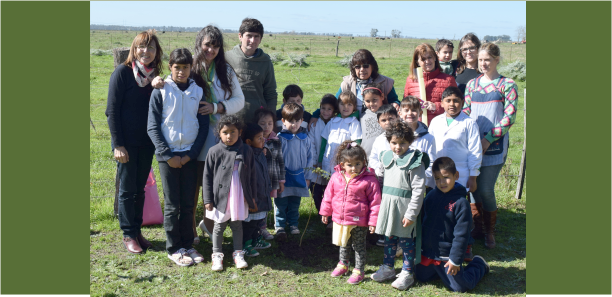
416, 157, 489, 292
275, 102, 315, 241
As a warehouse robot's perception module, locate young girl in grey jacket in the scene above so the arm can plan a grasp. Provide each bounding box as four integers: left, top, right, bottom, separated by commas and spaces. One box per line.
203, 115, 258, 271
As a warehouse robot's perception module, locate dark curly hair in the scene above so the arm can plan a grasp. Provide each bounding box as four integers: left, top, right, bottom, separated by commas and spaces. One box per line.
333, 140, 368, 168
216, 114, 245, 134
385, 121, 415, 145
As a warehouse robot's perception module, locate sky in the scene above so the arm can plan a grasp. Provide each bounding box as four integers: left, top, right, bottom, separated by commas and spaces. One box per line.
90, 1, 526, 39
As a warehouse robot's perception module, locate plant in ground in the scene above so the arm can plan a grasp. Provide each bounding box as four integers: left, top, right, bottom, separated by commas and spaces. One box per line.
336, 53, 354, 68
499, 60, 526, 82
280, 53, 309, 67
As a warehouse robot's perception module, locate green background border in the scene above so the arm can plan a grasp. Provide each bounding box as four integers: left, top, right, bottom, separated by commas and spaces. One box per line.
0, 1, 610, 294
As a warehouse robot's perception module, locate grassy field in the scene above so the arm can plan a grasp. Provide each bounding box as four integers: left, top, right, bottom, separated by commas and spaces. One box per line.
90, 32, 526, 296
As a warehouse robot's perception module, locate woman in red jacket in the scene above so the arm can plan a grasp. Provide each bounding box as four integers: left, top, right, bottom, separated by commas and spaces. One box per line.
403, 43, 457, 126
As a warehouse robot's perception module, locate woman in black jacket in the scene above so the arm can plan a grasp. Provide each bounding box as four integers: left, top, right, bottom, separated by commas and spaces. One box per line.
105, 29, 163, 254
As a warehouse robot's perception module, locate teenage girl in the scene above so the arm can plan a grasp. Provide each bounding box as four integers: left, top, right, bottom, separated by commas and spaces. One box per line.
320, 140, 381, 285
307, 94, 339, 213
318, 90, 363, 178
253, 108, 286, 240
203, 114, 258, 271
371, 121, 429, 291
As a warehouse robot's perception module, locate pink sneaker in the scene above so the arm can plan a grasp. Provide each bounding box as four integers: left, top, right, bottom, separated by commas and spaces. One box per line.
331, 262, 349, 277
347, 269, 365, 285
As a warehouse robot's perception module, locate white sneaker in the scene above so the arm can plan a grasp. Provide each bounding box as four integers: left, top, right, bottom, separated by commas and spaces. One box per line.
391, 270, 414, 290
371, 265, 396, 282
261, 228, 274, 240
289, 225, 300, 235
233, 250, 248, 269
186, 248, 204, 263
168, 248, 194, 267
211, 252, 224, 271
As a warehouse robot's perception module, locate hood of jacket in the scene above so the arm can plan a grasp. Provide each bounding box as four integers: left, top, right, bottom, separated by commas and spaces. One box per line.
230, 44, 269, 61
278, 127, 308, 140
414, 121, 429, 138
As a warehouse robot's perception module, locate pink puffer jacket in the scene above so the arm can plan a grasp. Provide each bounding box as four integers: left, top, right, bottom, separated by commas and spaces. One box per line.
320, 165, 381, 227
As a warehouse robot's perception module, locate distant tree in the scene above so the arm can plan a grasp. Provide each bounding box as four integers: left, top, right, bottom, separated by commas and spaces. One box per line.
391, 29, 401, 38
370, 28, 378, 37
516, 25, 526, 41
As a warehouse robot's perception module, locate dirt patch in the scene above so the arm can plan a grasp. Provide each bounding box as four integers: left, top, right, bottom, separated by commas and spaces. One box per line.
275, 235, 338, 267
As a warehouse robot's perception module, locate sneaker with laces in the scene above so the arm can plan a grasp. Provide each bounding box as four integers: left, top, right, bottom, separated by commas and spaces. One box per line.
261, 228, 274, 240
275, 227, 287, 242
371, 264, 396, 282
233, 250, 248, 269
168, 248, 194, 267
243, 240, 260, 257
331, 261, 350, 277
186, 248, 204, 263
376, 239, 385, 246
391, 270, 414, 290
211, 252, 224, 271
347, 269, 365, 285
253, 236, 272, 249
288, 225, 300, 235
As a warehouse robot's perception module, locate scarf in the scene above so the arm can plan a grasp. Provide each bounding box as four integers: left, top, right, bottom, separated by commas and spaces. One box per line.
132, 61, 156, 87
203, 61, 218, 125
356, 77, 373, 89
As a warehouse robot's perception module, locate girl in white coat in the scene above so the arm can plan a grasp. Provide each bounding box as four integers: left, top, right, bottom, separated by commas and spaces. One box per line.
428, 87, 481, 192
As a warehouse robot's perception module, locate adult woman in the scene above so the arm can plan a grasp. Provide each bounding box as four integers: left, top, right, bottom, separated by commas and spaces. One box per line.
309, 49, 400, 127
191, 25, 245, 242
404, 43, 457, 126
463, 43, 518, 249
455, 33, 482, 94
106, 30, 163, 254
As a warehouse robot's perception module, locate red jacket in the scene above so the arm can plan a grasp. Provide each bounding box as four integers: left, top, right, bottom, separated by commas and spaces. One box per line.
320, 165, 381, 227
403, 68, 457, 126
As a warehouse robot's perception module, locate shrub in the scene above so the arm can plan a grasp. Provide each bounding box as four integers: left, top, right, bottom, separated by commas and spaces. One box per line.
305, 47, 309, 50
263, 44, 269, 48
499, 60, 526, 82
336, 53, 354, 68
294, 47, 300, 50
270, 46, 276, 50
269, 53, 284, 64
90, 49, 112, 56
280, 53, 309, 67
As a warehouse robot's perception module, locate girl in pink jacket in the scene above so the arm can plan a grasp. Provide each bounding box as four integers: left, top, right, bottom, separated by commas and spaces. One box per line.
320, 140, 382, 285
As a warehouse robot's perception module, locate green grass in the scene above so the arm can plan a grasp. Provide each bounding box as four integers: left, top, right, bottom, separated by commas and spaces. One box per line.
90, 33, 526, 296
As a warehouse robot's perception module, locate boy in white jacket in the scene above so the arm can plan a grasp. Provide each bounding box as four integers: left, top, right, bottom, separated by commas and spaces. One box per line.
428, 87, 482, 192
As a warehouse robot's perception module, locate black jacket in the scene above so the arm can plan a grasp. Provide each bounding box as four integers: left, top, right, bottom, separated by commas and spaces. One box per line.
421, 182, 471, 265
203, 138, 257, 212
106, 64, 155, 148
252, 147, 272, 213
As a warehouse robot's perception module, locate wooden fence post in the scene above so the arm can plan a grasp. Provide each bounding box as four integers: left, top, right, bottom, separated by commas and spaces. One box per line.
112, 47, 130, 69
515, 89, 526, 199
336, 39, 340, 57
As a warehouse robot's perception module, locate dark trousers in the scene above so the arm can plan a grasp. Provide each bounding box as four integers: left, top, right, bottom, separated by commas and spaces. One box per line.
159, 159, 198, 254
242, 218, 263, 244
116, 145, 155, 238
310, 183, 326, 213
415, 257, 488, 292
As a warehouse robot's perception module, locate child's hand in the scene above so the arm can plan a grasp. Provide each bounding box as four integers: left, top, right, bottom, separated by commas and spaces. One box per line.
308, 117, 318, 131
198, 101, 214, 115
151, 76, 165, 89
167, 156, 182, 168
205, 203, 213, 211
392, 102, 400, 110
278, 182, 285, 194
263, 147, 268, 156
402, 218, 414, 227
467, 176, 478, 193
180, 155, 191, 165
114, 146, 129, 163
321, 216, 328, 224
444, 261, 460, 276
369, 226, 376, 234
481, 138, 491, 153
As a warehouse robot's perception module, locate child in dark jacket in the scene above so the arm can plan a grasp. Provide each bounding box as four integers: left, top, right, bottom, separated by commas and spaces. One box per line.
241, 124, 273, 257
275, 84, 312, 133
203, 115, 258, 272
416, 157, 490, 292
147, 48, 209, 267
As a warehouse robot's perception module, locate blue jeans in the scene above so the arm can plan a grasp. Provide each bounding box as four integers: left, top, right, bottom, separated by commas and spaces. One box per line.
415, 256, 488, 292
470, 162, 505, 212
116, 145, 155, 238
274, 196, 301, 228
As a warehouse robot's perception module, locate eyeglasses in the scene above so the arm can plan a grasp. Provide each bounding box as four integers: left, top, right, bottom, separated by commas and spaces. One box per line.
461, 46, 477, 53
137, 45, 157, 52
354, 64, 370, 69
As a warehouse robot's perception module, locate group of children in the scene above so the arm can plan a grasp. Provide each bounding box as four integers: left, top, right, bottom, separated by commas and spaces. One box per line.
147, 45, 488, 293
